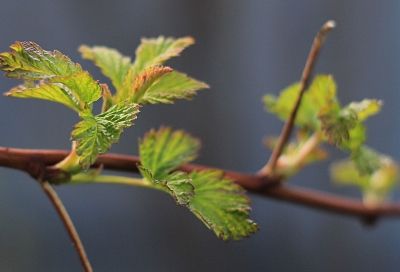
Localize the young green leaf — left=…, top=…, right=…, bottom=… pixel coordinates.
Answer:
left=319, top=99, right=382, bottom=148
left=140, top=164, right=258, bottom=240
left=139, top=166, right=195, bottom=206
left=114, top=36, right=199, bottom=103
left=139, top=127, right=200, bottom=179
left=188, top=170, right=258, bottom=240
left=339, top=123, right=366, bottom=151
left=264, top=75, right=338, bottom=130
left=131, top=36, right=194, bottom=75
left=138, top=70, right=209, bottom=104
left=72, top=102, right=139, bottom=168
left=330, top=159, right=369, bottom=189
left=138, top=127, right=258, bottom=240
left=318, top=98, right=382, bottom=175
left=79, top=45, right=132, bottom=92
left=319, top=107, right=358, bottom=146
left=120, top=67, right=208, bottom=104
left=81, top=37, right=208, bottom=105
left=129, top=65, right=173, bottom=103
left=351, top=146, right=381, bottom=176
left=346, top=99, right=382, bottom=122
left=165, top=171, right=195, bottom=205
left=331, top=149, right=398, bottom=206
left=5, top=83, right=82, bottom=112
left=264, top=83, right=305, bottom=124
left=1, top=41, right=102, bottom=113
left=0, top=41, right=80, bottom=80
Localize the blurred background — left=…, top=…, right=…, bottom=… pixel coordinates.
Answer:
left=1, top=0, right=400, bottom=271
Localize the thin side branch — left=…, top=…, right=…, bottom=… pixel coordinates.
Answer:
left=1, top=146, right=400, bottom=222
left=260, top=20, right=336, bottom=176
left=40, top=180, right=93, bottom=272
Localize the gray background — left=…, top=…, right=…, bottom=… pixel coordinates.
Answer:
left=1, top=0, right=400, bottom=271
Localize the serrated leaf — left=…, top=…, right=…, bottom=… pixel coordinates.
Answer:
left=53, top=71, right=102, bottom=105
left=139, top=165, right=194, bottom=205
left=139, top=127, right=200, bottom=179
left=131, top=36, right=194, bottom=75
left=139, top=71, right=208, bottom=104
left=139, top=164, right=257, bottom=240
left=79, top=45, right=132, bottom=92
left=1, top=41, right=102, bottom=112
left=137, top=128, right=257, bottom=240
left=137, top=164, right=155, bottom=183
left=72, top=102, right=139, bottom=167
left=188, top=170, right=258, bottom=240
left=5, top=82, right=82, bottom=112
left=5, top=71, right=101, bottom=113
left=108, top=36, right=207, bottom=104
left=129, top=65, right=173, bottom=103
left=165, top=171, right=195, bottom=205
left=0, top=41, right=80, bottom=80
left=264, top=75, right=338, bottom=130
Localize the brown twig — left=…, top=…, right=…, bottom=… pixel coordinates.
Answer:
left=1, top=146, right=400, bottom=222
left=40, top=180, right=93, bottom=272
left=260, top=20, right=336, bottom=176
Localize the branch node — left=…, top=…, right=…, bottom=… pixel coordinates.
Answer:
left=259, top=20, right=336, bottom=177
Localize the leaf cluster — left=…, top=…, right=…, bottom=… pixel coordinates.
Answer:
left=0, top=37, right=208, bottom=169
left=0, top=38, right=256, bottom=240
left=264, top=75, right=398, bottom=204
